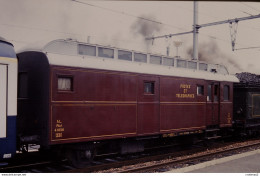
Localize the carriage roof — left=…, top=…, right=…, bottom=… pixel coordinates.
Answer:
left=37, top=39, right=239, bottom=82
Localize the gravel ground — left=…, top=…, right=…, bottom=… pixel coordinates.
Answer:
left=95, top=138, right=260, bottom=173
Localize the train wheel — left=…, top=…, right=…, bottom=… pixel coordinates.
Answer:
left=66, top=149, right=95, bottom=168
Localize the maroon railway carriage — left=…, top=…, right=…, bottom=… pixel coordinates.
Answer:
left=17, top=39, right=239, bottom=163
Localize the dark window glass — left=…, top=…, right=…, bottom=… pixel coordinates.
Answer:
left=177, top=59, right=187, bottom=68
left=197, top=85, right=204, bottom=95
left=118, top=50, right=132, bottom=61
left=199, top=63, right=208, bottom=71
left=58, top=77, right=73, bottom=91
left=150, top=55, right=162, bottom=65
left=188, top=61, right=197, bottom=69
left=78, top=44, right=96, bottom=56
left=214, top=85, right=219, bottom=102
left=134, top=53, right=147, bottom=63
left=224, top=85, right=230, bottom=101
left=163, top=57, right=174, bottom=66
left=98, top=47, right=114, bottom=58
left=144, top=82, right=154, bottom=94
left=18, top=72, right=28, bottom=98
left=253, top=94, right=260, bottom=116
left=207, top=85, right=212, bottom=101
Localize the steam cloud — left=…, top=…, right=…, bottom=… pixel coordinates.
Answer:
left=130, top=14, right=163, bottom=52
left=130, top=14, right=162, bottom=38
left=187, top=40, right=241, bottom=73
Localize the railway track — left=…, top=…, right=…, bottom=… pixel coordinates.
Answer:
left=65, top=138, right=260, bottom=173
left=117, top=139, right=260, bottom=173
left=2, top=138, right=260, bottom=173
left=0, top=159, right=75, bottom=173
left=0, top=143, right=204, bottom=173
left=0, top=151, right=73, bottom=173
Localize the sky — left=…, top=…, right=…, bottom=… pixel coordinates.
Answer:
left=0, top=0, right=260, bottom=74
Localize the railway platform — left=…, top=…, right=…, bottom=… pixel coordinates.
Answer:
left=167, top=149, right=260, bottom=173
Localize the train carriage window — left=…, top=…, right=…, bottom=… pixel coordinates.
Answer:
left=188, top=61, right=197, bottom=69
left=253, top=94, right=260, bottom=116
left=150, top=55, right=162, bottom=65
left=78, top=44, right=96, bottom=56
left=118, top=50, right=132, bottom=61
left=162, top=57, right=174, bottom=66
left=214, top=85, right=219, bottom=102
left=18, top=72, right=28, bottom=98
left=224, top=85, right=230, bottom=101
left=197, top=85, right=204, bottom=96
left=134, top=53, right=147, bottom=63
left=144, top=82, right=154, bottom=94
left=58, top=77, right=73, bottom=91
left=98, top=47, right=114, bottom=58
left=177, top=59, right=187, bottom=68
left=207, top=85, right=212, bottom=101
left=199, top=63, right=208, bottom=71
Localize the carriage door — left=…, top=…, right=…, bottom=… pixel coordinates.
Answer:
left=0, top=64, right=7, bottom=138
left=206, top=82, right=220, bottom=127
left=219, top=83, right=233, bottom=127
left=137, top=76, right=160, bottom=135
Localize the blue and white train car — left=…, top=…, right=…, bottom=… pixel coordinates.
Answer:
left=0, top=37, right=17, bottom=160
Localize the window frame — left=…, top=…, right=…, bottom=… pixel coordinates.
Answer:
left=118, top=49, right=132, bottom=61
left=78, top=44, right=96, bottom=56
left=162, top=57, right=174, bottom=66
left=150, top=55, right=162, bottom=65
left=214, top=84, right=219, bottom=102
left=197, top=85, right=204, bottom=96
left=57, top=75, right=74, bottom=92
left=177, top=59, right=187, bottom=68
left=223, top=85, right=230, bottom=101
left=98, top=47, right=114, bottom=59
left=207, top=84, right=212, bottom=101
left=188, top=61, right=197, bottom=70
left=134, top=52, right=147, bottom=63
left=143, top=81, right=155, bottom=95
left=199, top=63, right=208, bottom=71
left=252, top=94, right=260, bottom=117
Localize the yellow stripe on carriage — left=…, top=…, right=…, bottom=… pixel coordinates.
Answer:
left=0, top=56, right=17, bottom=63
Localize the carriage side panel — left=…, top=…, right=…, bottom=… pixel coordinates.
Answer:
left=50, top=66, right=138, bottom=144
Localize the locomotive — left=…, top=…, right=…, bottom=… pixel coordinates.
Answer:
left=233, top=73, right=260, bottom=136
left=2, top=37, right=258, bottom=167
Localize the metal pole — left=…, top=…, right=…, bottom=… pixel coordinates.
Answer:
left=193, top=1, right=198, bottom=60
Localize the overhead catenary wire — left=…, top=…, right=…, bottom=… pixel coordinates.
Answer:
left=16, top=1, right=260, bottom=48
left=147, top=12, right=260, bottom=51
left=188, top=2, right=260, bottom=33
left=1, top=1, right=259, bottom=53
left=152, top=2, right=260, bottom=49
left=0, top=23, right=81, bottom=37
left=239, top=2, right=260, bottom=13
left=71, top=0, right=187, bottom=31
